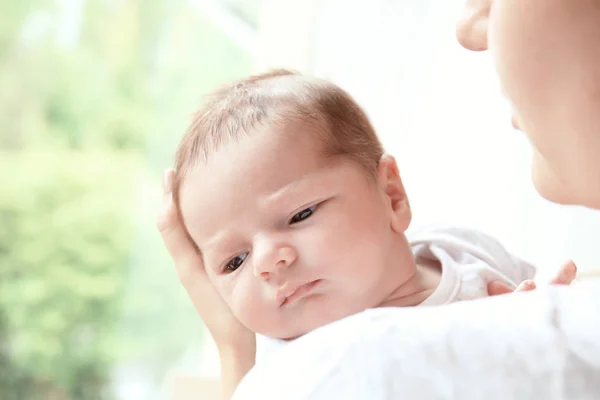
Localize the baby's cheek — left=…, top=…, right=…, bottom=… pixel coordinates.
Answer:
left=314, top=210, right=384, bottom=264
left=230, top=277, right=272, bottom=330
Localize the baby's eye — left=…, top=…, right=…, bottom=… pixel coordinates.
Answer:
left=225, top=252, right=248, bottom=272
left=289, top=205, right=317, bottom=224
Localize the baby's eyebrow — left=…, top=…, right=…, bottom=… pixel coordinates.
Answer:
left=198, top=230, right=232, bottom=266
left=260, top=172, right=324, bottom=209
left=266, top=177, right=309, bottom=202
left=200, top=230, right=227, bottom=252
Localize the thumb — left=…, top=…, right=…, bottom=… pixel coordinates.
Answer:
left=550, top=260, right=577, bottom=285
left=157, top=168, right=205, bottom=285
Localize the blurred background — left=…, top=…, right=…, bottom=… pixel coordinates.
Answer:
left=1, top=0, right=599, bottom=399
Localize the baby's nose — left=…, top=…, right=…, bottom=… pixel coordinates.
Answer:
left=254, top=243, right=298, bottom=280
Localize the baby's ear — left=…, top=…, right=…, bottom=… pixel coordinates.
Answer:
left=377, top=154, right=411, bottom=233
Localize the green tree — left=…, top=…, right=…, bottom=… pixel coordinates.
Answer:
left=0, top=152, right=139, bottom=397
left=0, top=0, right=252, bottom=397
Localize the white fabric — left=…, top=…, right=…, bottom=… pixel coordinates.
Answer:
left=235, top=227, right=600, bottom=399
left=256, top=226, right=537, bottom=359
left=410, top=225, right=536, bottom=305
left=236, top=284, right=600, bottom=400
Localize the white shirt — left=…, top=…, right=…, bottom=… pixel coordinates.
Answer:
left=410, top=225, right=536, bottom=305
left=236, top=286, right=600, bottom=400
left=235, top=227, right=600, bottom=399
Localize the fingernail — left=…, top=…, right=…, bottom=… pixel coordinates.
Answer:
left=566, top=260, right=577, bottom=274
left=525, top=280, right=536, bottom=290
left=161, top=191, right=173, bottom=214
left=162, top=169, right=173, bottom=194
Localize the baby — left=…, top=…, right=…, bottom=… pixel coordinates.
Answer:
left=171, top=70, right=572, bottom=340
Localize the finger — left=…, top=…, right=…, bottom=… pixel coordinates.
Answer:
left=162, top=167, right=174, bottom=195
left=157, top=168, right=205, bottom=285
left=550, top=260, right=577, bottom=285
left=487, top=280, right=515, bottom=296
left=514, top=279, right=536, bottom=292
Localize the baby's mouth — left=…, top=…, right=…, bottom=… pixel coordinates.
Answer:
left=279, top=280, right=322, bottom=307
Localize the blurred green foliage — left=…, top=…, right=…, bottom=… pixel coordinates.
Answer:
left=0, top=152, right=139, bottom=400
left=0, top=0, right=251, bottom=398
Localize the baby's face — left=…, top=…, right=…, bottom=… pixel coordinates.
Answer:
left=179, top=125, right=413, bottom=339
left=457, top=0, right=600, bottom=207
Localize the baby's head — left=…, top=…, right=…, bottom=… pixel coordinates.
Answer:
left=173, top=70, right=416, bottom=339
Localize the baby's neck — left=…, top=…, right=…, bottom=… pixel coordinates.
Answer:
left=378, top=260, right=442, bottom=308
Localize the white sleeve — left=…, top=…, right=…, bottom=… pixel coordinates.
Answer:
left=408, top=224, right=537, bottom=288
left=233, top=284, right=600, bottom=400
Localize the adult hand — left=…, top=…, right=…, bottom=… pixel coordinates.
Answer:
left=157, top=168, right=255, bottom=399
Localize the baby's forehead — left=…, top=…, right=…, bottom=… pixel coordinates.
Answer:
left=202, top=118, right=333, bottom=169
left=179, top=126, right=334, bottom=212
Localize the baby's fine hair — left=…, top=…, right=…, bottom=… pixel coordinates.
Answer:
left=172, top=69, right=384, bottom=208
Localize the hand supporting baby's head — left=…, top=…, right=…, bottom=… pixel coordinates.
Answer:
left=171, top=70, right=418, bottom=339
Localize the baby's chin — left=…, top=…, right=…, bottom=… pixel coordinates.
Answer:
left=257, top=316, right=342, bottom=341
left=253, top=323, right=318, bottom=341
left=254, top=303, right=369, bottom=340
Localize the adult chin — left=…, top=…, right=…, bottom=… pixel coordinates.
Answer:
left=530, top=152, right=575, bottom=206
left=531, top=153, right=600, bottom=210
